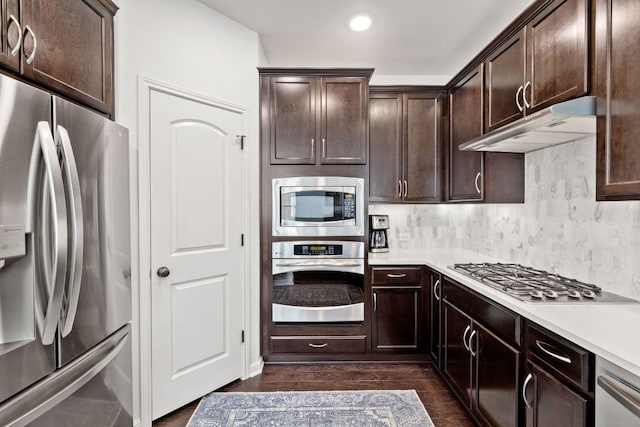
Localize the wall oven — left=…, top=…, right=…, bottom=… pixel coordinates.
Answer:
left=272, top=176, right=365, bottom=237
left=272, top=241, right=365, bottom=323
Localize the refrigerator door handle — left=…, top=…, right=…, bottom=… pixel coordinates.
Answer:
left=0, top=326, right=129, bottom=427
left=56, top=125, right=84, bottom=337
left=26, top=121, right=68, bottom=346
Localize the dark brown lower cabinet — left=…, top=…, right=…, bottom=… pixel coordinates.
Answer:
left=443, top=301, right=473, bottom=407
left=524, top=361, right=588, bottom=427
left=428, top=269, right=442, bottom=368
left=443, top=284, right=520, bottom=426
left=371, top=286, right=423, bottom=352
left=473, top=322, right=520, bottom=427
left=370, top=266, right=426, bottom=353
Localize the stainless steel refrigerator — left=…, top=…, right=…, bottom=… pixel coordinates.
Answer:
left=0, top=74, right=132, bottom=426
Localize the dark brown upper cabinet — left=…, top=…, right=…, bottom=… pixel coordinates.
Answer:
left=369, top=88, right=443, bottom=203
left=448, top=66, right=485, bottom=202
left=263, top=69, right=371, bottom=165
left=526, top=0, right=589, bottom=111
left=485, top=0, right=589, bottom=132
left=0, top=0, right=20, bottom=72
left=320, top=77, right=368, bottom=164
left=269, top=76, right=317, bottom=164
left=0, top=0, right=116, bottom=116
left=485, top=29, right=526, bottom=133
left=18, top=0, right=117, bottom=116
left=449, top=65, right=525, bottom=203
left=595, top=0, right=640, bottom=200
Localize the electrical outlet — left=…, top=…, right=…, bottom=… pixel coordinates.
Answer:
left=398, top=232, right=411, bottom=241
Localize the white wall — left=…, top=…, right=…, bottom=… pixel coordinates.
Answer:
left=114, top=0, right=262, bottom=424
left=370, top=74, right=452, bottom=86
left=370, top=135, right=640, bottom=300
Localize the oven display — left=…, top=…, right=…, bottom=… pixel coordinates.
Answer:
left=293, top=244, right=343, bottom=256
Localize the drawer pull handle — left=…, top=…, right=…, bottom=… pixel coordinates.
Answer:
left=536, top=340, right=572, bottom=364
left=387, top=273, right=407, bottom=278
left=522, top=373, right=534, bottom=409
left=308, top=343, right=328, bottom=348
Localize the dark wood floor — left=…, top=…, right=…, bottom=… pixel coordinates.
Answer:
left=153, top=362, right=477, bottom=427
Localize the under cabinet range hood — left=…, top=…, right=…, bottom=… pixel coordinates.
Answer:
left=459, top=96, right=596, bottom=153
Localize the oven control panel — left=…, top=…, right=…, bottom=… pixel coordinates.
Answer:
left=294, top=244, right=343, bottom=256
left=272, top=241, right=364, bottom=259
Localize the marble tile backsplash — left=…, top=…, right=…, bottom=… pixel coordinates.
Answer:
left=369, top=135, right=640, bottom=300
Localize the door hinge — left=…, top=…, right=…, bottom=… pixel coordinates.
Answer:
left=237, top=135, right=246, bottom=150
left=241, top=330, right=245, bottom=343
left=241, top=234, right=244, bottom=246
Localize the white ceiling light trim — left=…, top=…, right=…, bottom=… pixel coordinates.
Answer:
left=349, top=15, right=372, bottom=32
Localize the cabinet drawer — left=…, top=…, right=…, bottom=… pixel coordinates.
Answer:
left=443, top=277, right=522, bottom=346
left=371, top=267, right=422, bottom=284
left=271, top=336, right=367, bottom=353
left=525, top=323, right=592, bottom=393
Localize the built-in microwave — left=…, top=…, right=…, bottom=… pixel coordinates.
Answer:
left=272, top=176, right=365, bottom=236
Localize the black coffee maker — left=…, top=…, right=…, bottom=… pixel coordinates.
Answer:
left=369, top=215, right=389, bottom=253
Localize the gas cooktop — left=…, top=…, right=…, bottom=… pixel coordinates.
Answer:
left=450, top=263, right=636, bottom=303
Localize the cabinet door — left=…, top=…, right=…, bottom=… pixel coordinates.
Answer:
left=524, top=361, right=588, bottom=427
left=485, top=29, right=526, bottom=132
left=526, top=0, right=589, bottom=112
left=320, top=77, right=368, bottom=164
left=448, top=66, right=484, bottom=201
left=595, top=0, right=640, bottom=200
left=0, top=0, right=20, bottom=71
left=443, top=301, right=472, bottom=407
left=473, top=323, right=521, bottom=427
left=21, top=0, right=116, bottom=115
left=269, top=76, right=317, bottom=164
left=429, top=270, right=442, bottom=367
left=403, top=93, right=442, bottom=203
left=369, top=92, right=402, bottom=202
left=372, top=286, right=422, bottom=352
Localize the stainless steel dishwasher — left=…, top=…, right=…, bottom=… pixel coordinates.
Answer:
left=596, top=356, right=640, bottom=426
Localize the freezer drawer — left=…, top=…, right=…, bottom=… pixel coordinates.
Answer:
left=0, top=325, right=132, bottom=427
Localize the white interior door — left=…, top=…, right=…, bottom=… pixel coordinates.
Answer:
left=149, top=89, right=245, bottom=419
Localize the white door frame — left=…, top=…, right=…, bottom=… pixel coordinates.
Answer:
left=136, top=76, right=251, bottom=426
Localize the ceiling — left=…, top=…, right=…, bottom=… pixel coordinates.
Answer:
left=199, top=0, right=535, bottom=83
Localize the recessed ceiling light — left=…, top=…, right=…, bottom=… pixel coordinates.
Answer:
left=349, top=15, right=371, bottom=32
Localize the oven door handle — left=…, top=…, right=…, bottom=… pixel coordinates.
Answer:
left=276, top=261, right=362, bottom=267
left=273, top=260, right=363, bottom=275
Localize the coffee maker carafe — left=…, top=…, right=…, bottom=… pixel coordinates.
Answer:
left=369, top=215, right=389, bottom=253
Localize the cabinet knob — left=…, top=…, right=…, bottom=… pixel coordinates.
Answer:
left=157, top=267, right=170, bottom=278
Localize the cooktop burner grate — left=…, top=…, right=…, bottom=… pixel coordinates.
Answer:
left=450, top=263, right=635, bottom=303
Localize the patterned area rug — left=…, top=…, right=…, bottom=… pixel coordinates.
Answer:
left=187, top=390, right=433, bottom=426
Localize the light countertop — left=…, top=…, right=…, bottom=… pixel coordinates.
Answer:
left=369, top=248, right=640, bottom=377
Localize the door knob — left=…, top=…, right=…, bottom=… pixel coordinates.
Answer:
left=157, top=267, right=170, bottom=278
